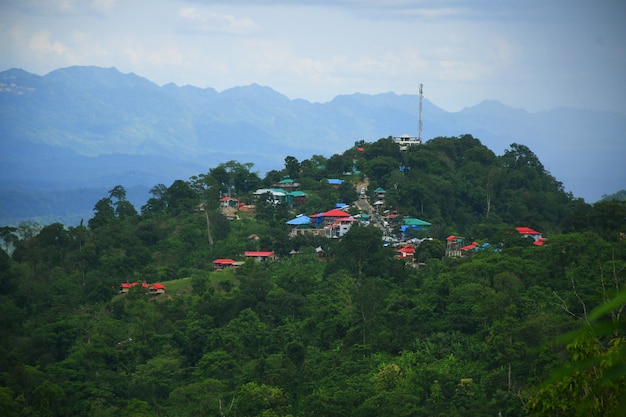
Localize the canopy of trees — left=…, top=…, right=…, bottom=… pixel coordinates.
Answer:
left=1, top=135, right=624, bottom=416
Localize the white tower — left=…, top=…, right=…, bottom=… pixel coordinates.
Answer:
left=418, top=83, right=423, bottom=143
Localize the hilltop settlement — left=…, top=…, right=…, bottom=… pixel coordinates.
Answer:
left=1, top=135, right=625, bottom=417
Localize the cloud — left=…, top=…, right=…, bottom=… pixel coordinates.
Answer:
left=7, top=0, right=117, bottom=17
left=28, top=31, right=69, bottom=56
left=178, top=7, right=257, bottom=35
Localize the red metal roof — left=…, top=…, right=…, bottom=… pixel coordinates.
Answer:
left=396, top=246, right=416, bottom=254
left=321, top=209, right=351, bottom=217
left=220, top=197, right=239, bottom=201
left=244, top=251, right=275, bottom=257
left=213, top=259, right=236, bottom=264
left=460, top=244, right=477, bottom=251
left=516, top=227, right=540, bottom=235
left=151, top=283, right=166, bottom=290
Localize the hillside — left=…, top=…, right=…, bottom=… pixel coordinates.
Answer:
left=1, top=66, right=625, bottom=226
left=1, top=134, right=624, bottom=416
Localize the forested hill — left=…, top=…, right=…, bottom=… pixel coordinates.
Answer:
left=1, top=135, right=625, bottom=416
left=1, top=65, right=625, bottom=216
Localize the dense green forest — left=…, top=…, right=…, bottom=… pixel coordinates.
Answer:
left=1, top=135, right=625, bottom=416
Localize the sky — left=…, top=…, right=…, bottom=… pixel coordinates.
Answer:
left=0, top=0, right=625, bottom=114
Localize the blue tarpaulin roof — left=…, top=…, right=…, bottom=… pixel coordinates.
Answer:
left=286, top=215, right=311, bottom=225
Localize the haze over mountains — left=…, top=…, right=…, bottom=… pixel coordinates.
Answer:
left=1, top=66, right=625, bottom=225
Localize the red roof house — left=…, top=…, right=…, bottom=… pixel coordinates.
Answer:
left=149, top=283, right=166, bottom=295
left=516, top=227, right=543, bottom=243
left=244, top=251, right=275, bottom=262
left=321, top=209, right=351, bottom=218
left=396, top=246, right=416, bottom=258
left=515, top=227, right=540, bottom=235
left=213, top=258, right=236, bottom=271
left=119, top=281, right=149, bottom=294
left=219, top=197, right=239, bottom=208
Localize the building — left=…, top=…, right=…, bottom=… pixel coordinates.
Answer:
left=326, top=179, right=343, bottom=188
left=274, top=176, right=300, bottom=190
left=213, top=258, right=237, bottom=271
left=118, top=281, right=148, bottom=294
left=515, top=227, right=543, bottom=242
left=401, top=217, right=431, bottom=236
left=313, top=208, right=352, bottom=227
left=393, top=134, right=421, bottom=151
left=244, top=251, right=276, bottom=262
left=324, top=216, right=358, bottom=238
left=445, top=235, right=464, bottom=257
left=396, top=245, right=416, bottom=259
left=219, top=197, right=239, bottom=209
left=253, top=188, right=287, bottom=204
left=286, top=191, right=307, bottom=207
left=149, top=283, right=166, bottom=295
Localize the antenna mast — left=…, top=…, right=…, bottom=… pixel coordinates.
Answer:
left=418, top=83, right=423, bottom=143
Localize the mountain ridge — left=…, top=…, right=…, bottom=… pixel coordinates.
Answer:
left=1, top=66, right=625, bottom=225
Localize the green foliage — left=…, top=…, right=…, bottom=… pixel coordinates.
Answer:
left=527, top=290, right=626, bottom=417
left=2, top=136, right=623, bottom=417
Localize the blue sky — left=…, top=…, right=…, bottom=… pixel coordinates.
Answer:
left=1, top=0, right=624, bottom=113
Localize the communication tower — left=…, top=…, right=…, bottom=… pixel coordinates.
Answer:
left=418, top=83, right=423, bottom=143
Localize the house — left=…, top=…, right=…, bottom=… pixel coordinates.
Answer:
left=396, top=245, right=416, bottom=259
left=393, top=134, right=421, bottom=151
left=119, top=282, right=133, bottom=294
left=213, top=258, right=237, bottom=271
left=316, top=208, right=352, bottom=227
left=286, top=215, right=327, bottom=237
left=286, top=191, right=307, bottom=207
left=374, top=187, right=386, bottom=201
left=286, top=215, right=313, bottom=236
left=446, top=235, right=464, bottom=257
left=253, top=188, right=287, bottom=204
left=221, top=206, right=239, bottom=220
left=118, top=281, right=148, bottom=294
left=401, top=217, right=431, bottom=236
left=244, top=251, right=276, bottom=262
left=274, top=176, right=300, bottom=190
left=326, top=179, right=343, bottom=188
left=460, top=242, right=478, bottom=256
left=149, top=283, right=166, bottom=295
left=515, top=227, right=543, bottom=242
left=324, top=216, right=358, bottom=238
left=219, top=197, right=239, bottom=209
left=286, top=214, right=311, bottom=226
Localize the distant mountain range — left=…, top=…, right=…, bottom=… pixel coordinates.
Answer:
left=1, top=66, right=625, bottom=225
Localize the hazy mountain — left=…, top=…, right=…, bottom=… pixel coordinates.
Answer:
left=1, top=66, right=624, bottom=225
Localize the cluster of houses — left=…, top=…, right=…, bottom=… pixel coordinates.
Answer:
left=118, top=282, right=166, bottom=295
left=213, top=251, right=276, bottom=271
left=445, top=227, right=545, bottom=258
left=212, top=175, right=546, bottom=269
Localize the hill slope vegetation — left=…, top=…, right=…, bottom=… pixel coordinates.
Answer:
left=1, top=136, right=625, bottom=417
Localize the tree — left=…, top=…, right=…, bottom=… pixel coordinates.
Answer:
left=89, top=198, right=115, bottom=229
left=327, top=225, right=384, bottom=278
left=284, top=155, right=300, bottom=179
left=233, top=382, right=290, bottom=417
left=141, top=184, right=168, bottom=216
left=165, top=180, right=198, bottom=216
left=0, top=226, right=18, bottom=254
left=210, top=160, right=261, bottom=196
left=415, top=239, right=445, bottom=262
left=527, top=291, right=626, bottom=417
